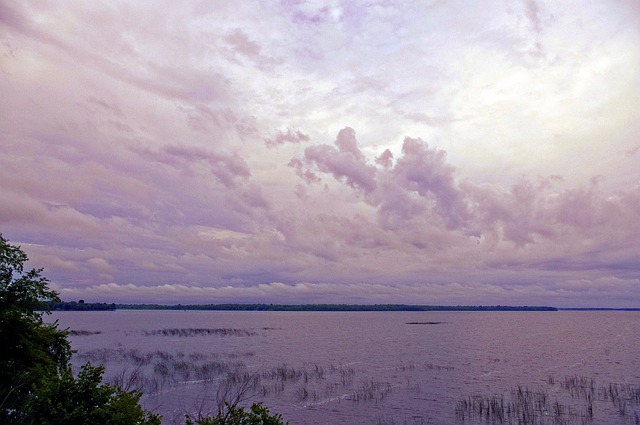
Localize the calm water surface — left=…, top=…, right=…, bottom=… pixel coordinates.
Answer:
left=48, top=310, right=640, bottom=424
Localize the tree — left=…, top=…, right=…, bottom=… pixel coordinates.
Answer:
left=0, top=234, right=160, bottom=424
left=25, top=363, right=160, bottom=425
left=0, top=234, right=72, bottom=421
left=185, top=402, right=288, bottom=425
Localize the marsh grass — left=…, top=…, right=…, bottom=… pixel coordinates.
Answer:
left=142, top=328, right=257, bottom=337
left=397, top=362, right=454, bottom=372
left=455, top=375, right=640, bottom=425
left=77, top=348, right=247, bottom=396
left=349, top=380, right=393, bottom=403
left=75, top=344, right=399, bottom=416
left=68, top=329, right=102, bottom=336
left=84, top=344, right=640, bottom=425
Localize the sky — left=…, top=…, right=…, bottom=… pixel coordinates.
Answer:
left=1, top=1, right=639, bottom=307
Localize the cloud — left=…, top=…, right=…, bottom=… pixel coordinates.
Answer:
left=55, top=277, right=640, bottom=308
left=1, top=0, right=639, bottom=307
left=525, top=0, right=543, bottom=34
left=0, top=2, right=29, bottom=32
left=297, top=129, right=469, bottom=229
left=391, top=137, right=469, bottom=228
left=626, top=145, right=640, bottom=158
left=225, top=29, right=262, bottom=58
left=265, top=128, right=310, bottom=148
left=375, top=149, right=393, bottom=168
left=302, top=127, right=378, bottom=192
left=139, top=145, right=251, bottom=188
left=287, top=158, right=321, bottom=184
left=87, top=257, right=112, bottom=270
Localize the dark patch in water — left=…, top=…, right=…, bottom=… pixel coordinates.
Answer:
left=69, top=329, right=102, bottom=336
left=143, top=328, right=257, bottom=337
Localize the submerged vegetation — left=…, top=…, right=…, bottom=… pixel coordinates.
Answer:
left=68, top=329, right=103, bottom=336
left=73, top=337, right=640, bottom=425
left=455, top=375, right=640, bottom=424
left=142, top=328, right=258, bottom=337
left=77, top=343, right=398, bottom=411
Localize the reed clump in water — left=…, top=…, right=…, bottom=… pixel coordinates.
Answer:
left=142, top=328, right=257, bottom=337
left=68, top=329, right=102, bottom=336
left=455, top=387, right=579, bottom=425
left=349, top=380, right=393, bottom=403
left=455, top=375, right=640, bottom=425
left=76, top=345, right=397, bottom=413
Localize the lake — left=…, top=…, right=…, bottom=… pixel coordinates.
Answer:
left=48, top=310, right=640, bottom=424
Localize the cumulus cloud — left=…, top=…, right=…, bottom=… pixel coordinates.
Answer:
left=290, top=126, right=640, bottom=275
left=392, top=137, right=469, bottom=228
left=302, top=128, right=378, bottom=192
left=296, top=129, right=469, bottom=229
left=375, top=149, right=394, bottom=168
left=287, top=158, right=321, bottom=184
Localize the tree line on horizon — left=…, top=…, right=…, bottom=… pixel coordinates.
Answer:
left=40, top=301, right=559, bottom=312
left=44, top=301, right=640, bottom=312
left=40, top=300, right=117, bottom=311
left=113, top=303, right=558, bottom=312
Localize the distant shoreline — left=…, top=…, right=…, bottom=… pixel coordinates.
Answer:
left=43, top=302, right=640, bottom=312
left=45, top=302, right=557, bottom=312
left=557, top=307, right=640, bottom=311
left=117, top=304, right=560, bottom=312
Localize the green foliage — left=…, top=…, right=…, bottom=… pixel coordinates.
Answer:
left=25, top=363, right=161, bottom=425
left=0, top=234, right=161, bottom=424
left=185, top=402, right=288, bottom=425
left=0, top=234, right=72, bottom=421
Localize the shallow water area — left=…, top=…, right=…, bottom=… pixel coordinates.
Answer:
left=48, top=310, right=640, bottom=425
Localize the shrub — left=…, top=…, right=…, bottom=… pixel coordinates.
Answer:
left=185, top=402, right=287, bottom=425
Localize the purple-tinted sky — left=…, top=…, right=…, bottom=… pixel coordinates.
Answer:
left=1, top=1, right=639, bottom=307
